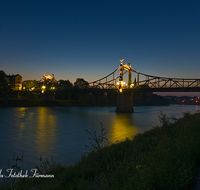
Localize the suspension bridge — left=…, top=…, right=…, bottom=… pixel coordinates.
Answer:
left=37, top=59, right=200, bottom=112
left=29, top=59, right=200, bottom=93
left=84, top=59, right=200, bottom=112
left=86, top=60, right=200, bottom=93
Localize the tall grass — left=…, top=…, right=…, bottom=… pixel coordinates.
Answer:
left=1, top=112, right=200, bottom=189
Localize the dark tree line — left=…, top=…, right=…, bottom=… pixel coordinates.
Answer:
left=57, top=78, right=89, bottom=90
left=0, top=71, right=11, bottom=99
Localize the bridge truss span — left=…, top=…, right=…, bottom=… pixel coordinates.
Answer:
left=131, top=69, right=200, bottom=92
left=83, top=60, right=200, bottom=93
left=88, top=67, right=124, bottom=90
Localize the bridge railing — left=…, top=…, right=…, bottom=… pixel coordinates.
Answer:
left=138, top=77, right=200, bottom=89
left=125, top=68, right=200, bottom=90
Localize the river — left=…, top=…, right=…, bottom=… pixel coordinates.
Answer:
left=0, top=104, right=199, bottom=176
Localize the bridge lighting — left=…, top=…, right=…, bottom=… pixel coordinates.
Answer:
left=118, top=81, right=124, bottom=93
left=118, top=81, right=124, bottom=88
left=41, top=85, right=46, bottom=93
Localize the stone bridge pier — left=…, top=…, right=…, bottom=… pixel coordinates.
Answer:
left=116, top=91, right=134, bottom=113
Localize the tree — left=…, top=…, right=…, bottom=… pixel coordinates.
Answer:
left=0, top=70, right=10, bottom=99
left=74, top=78, right=89, bottom=89
left=86, top=94, right=96, bottom=104
left=58, top=79, right=73, bottom=90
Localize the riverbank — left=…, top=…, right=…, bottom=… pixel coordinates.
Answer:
left=0, top=98, right=169, bottom=107
left=1, top=112, right=200, bottom=189
left=0, top=99, right=115, bottom=107
left=171, top=102, right=200, bottom=105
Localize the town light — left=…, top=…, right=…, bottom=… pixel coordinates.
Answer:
left=41, top=85, right=46, bottom=93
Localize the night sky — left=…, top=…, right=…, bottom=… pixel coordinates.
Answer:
left=1, top=0, right=200, bottom=96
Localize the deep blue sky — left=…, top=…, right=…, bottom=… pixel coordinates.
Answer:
left=1, top=0, right=200, bottom=95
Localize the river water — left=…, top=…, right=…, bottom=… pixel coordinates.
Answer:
left=0, top=105, right=199, bottom=175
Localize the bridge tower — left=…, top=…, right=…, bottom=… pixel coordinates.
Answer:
left=116, top=59, right=134, bottom=112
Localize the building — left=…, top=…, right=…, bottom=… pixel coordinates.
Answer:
left=22, top=80, right=41, bottom=91
left=5, top=73, right=22, bottom=90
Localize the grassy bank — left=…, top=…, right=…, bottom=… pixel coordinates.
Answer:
left=1, top=112, right=200, bottom=189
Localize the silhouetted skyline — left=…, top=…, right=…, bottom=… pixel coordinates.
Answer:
left=1, top=0, right=200, bottom=96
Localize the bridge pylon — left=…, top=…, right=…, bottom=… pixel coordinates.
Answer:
left=116, top=60, right=134, bottom=112
left=116, top=91, right=134, bottom=112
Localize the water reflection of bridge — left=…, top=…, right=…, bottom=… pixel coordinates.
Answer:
left=109, top=113, right=140, bottom=143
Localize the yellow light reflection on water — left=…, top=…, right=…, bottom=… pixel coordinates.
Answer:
left=16, top=107, right=28, bottom=118
left=13, top=107, right=27, bottom=130
left=13, top=107, right=57, bottom=158
left=35, top=107, right=57, bottom=154
left=20, top=122, right=25, bottom=129
left=13, top=108, right=28, bottom=141
left=108, top=113, right=141, bottom=144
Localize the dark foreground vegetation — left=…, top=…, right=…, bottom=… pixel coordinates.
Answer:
left=1, top=112, right=200, bottom=189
